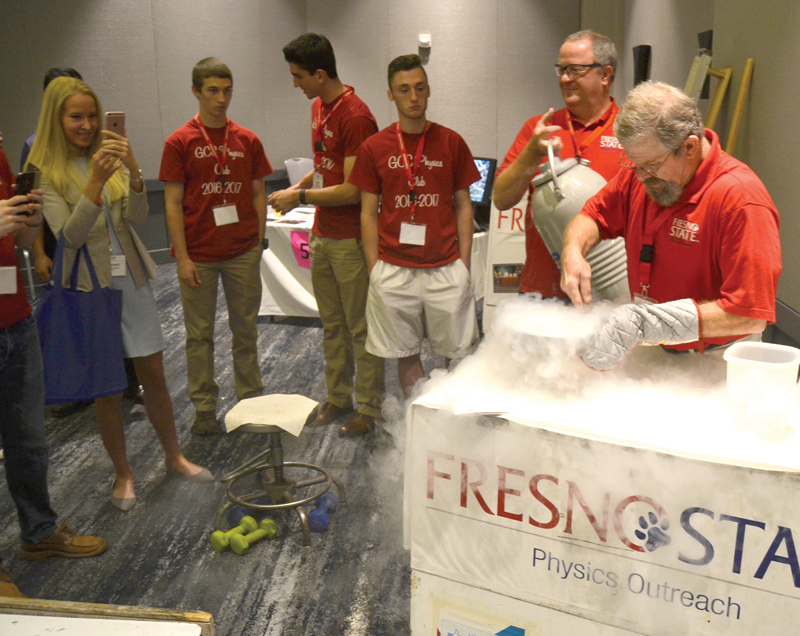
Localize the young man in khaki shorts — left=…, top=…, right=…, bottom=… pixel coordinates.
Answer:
left=349, top=54, right=481, bottom=396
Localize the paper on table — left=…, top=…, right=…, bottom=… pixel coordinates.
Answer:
left=224, top=394, right=318, bottom=437
left=267, top=205, right=315, bottom=221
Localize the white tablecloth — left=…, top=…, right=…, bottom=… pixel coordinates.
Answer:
left=259, top=207, right=317, bottom=317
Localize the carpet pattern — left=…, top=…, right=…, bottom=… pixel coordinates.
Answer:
left=0, top=263, right=439, bottom=635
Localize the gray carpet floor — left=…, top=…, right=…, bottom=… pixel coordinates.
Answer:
left=0, top=263, right=447, bottom=635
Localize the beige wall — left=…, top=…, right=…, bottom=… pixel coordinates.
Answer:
left=0, top=0, right=305, bottom=176
left=307, top=0, right=581, bottom=160
left=0, top=0, right=579, bottom=177
left=712, top=0, right=800, bottom=326
left=3, top=0, right=796, bottom=330
left=582, top=0, right=715, bottom=101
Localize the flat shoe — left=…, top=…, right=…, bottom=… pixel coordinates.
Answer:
left=111, top=479, right=136, bottom=512
left=168, top=465, right=215, bottom=483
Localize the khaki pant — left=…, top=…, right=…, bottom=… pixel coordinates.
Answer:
left=179, top=245, right=264, bottom=412
left=310, top=234, right=384, bottom=418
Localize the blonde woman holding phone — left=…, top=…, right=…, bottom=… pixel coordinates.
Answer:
left=28, top=77, right=212, bottom=513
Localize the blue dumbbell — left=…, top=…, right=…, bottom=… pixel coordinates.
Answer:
left=308, top=492, right=339, bottom=533
left=227, top=505, right=250, bottom=527
left=250, top=495, right=272, bottom=517
left=226, top=495, right=272, bottom=526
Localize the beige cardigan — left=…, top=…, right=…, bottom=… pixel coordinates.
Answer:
left=43, top=174, right=157, bottom=292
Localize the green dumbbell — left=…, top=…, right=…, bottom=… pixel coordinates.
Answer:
left=210, top=516, right=259, bottom=553
left=229, top=518, right=279, bottom=556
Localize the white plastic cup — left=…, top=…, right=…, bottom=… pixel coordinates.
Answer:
left=723, top=341, right=800, bottom=439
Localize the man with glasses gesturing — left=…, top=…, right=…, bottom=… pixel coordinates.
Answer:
left=560, top=82, right=781, bottom=371
left=493, top=30, right=623, bottom=299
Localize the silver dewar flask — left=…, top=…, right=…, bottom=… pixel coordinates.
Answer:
left=531, top=144, right=630, bottom=302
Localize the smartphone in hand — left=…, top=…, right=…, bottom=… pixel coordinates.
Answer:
left=104, top=111, right=125, bottom=135
left=13, top=170, right=41, bottom=215
left=15, top=170, right=41, bottom=196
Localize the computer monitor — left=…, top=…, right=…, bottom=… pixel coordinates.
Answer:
left=469, top=157, right=497, bottom=229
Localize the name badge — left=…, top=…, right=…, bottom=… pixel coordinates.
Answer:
left=0, top=266, right=17, bottom=294
left=213, top=204, right=239, bottom=226
left=399, top=222, right=426, bottom=246
left=312, top=172, right=324, bottom=189
left=314, top=141, right=325, bottom=152
left=111, top=255, right=127, bottom=277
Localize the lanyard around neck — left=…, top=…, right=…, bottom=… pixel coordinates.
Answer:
left=314, top=89, right=352, bottom=159
left=637, top=205, right=675, bottom=299
left=566, top=111, right=614, bottom=160
left=195, top=115, right=230, bottom=184
left=395, top=122, right=429, bottom=221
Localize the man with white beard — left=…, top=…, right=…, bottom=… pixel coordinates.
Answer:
left=560, top=81, right=781, bottom=371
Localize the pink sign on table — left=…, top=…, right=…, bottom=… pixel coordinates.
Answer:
left=290, top=230, right=311, bottom=269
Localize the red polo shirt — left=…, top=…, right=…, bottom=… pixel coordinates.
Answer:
left=582, top=129, right=781, bottom=350
left=497, top=100, right=622, bottom=297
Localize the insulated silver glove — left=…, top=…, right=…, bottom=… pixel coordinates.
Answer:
left=578, top=298, right=700, bottom=370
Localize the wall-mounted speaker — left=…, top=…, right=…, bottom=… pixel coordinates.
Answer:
left=632, top=45, right=651, bottom=86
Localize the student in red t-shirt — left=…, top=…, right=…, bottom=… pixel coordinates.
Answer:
left=160, top=58, right=273, bottom=435
left=349, top=54, right=480, bottom=397
left=270, top=34, right=384, bottom=437
left=561, top=82, right=781, bottom=371
left=494, top=30, right=623, bottom=299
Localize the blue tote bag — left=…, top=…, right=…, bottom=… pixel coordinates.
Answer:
left=34, top=235, right=127, bottom=403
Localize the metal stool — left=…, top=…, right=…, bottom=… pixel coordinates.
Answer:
left=214, top=394, right=346, bottom=547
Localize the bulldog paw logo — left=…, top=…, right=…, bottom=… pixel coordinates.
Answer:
left=635, top=511, right=671, bottom=552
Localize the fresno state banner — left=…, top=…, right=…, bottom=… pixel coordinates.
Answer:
left=483, top=192, right=528, bottom=332
left=405, top=404, right=800, bottom=635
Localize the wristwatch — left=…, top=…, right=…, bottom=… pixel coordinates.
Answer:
left=260, top=237, right=269, bottom=250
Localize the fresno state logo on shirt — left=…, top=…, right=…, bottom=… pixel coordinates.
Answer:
left=600, top=135, right=621, bottom=150
left=669, top=218, right=700, bottom=245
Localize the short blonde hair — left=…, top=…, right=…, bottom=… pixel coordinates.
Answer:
left=27, top=77, right=127, bottom=204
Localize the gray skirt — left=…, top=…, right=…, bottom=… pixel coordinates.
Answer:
left=105, top=208, right=165, bottom=358
left=114, top=271, right=165, bottom=358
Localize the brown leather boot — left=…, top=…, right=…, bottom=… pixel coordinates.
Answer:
left=338, top=412, right=376, bottom=437
left=305, top=402, right=353, bottom=428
